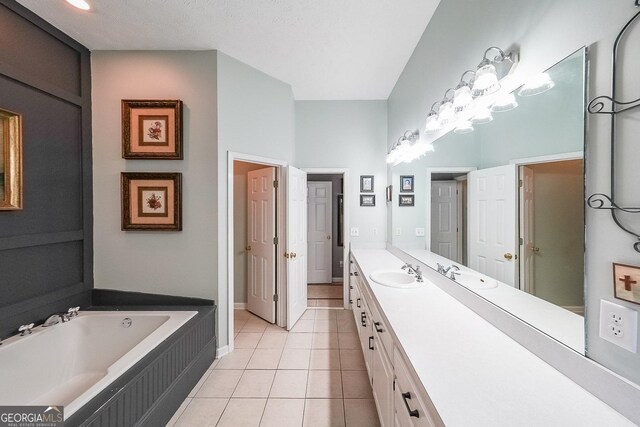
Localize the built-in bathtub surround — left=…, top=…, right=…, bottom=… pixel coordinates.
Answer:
left=0, top=311, right=196, bottom=418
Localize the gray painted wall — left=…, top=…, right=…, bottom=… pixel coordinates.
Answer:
left=308, top=173, right=344, bottom=279
left=217, top=52, right=296, bottom=347
left=387, top=0, right=640, bottom=386
left=92, top=51, right=218, bottom=301
left=295, top=101, right=388, bottom=248
left=0, top=1, right=92, bottom=339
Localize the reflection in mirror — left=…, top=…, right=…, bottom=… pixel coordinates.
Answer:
left=0, top=120, right=4, bottom=200
left=389, top=48, right=586, bottom=351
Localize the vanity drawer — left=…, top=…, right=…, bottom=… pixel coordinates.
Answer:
left=393, top=348, right=443, bottom=427
left=368, top=296, right=393, bottom=360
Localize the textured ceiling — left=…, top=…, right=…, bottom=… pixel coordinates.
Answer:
left=17, top=0, right=440, bottom=99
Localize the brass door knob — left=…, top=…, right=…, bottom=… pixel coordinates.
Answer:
left=504, top=253, right=513, bottom=260
left=291, top=252, right=297, bottom=258
left=327, top=235, right=331, bottom=240
left=246, top=245, right=252, bottom=251
left=284, top=252, right=290, bottom=258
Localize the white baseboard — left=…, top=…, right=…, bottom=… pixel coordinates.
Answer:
left=332, top=277, right=344, bottom=284
left=234, top=303, right=247, bottom=309
left=563, top=306, right=585, bottom=316
left=216, top=345, right=230, bottom=358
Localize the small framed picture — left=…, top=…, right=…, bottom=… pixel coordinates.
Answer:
left=0, top=107, right=23, bottom=210
left=386, top=185, right=393, bottom=203
left=360, top=175, right=374, bottom=193
left=613, top=263, right=640, bottom=305
left=121, top=172, right=182, bottom=231
left=400, top=175, right=414, bottom=193
left=122, top=100, right=183, bottom=159
left=360, top=194, right=376, bottom=207
left=399, top=194, right=415, bottom=207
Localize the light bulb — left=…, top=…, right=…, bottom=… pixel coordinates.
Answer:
left=425, top=114, right=441, bottom=134
left=472, top=63, right=500, bottom=97
left=471, top=106, right=493, bottom=124
left=453, top=85, right=474, bottom=113
left=65, top=0, right=91, bottom=10
left=454, top=119, right=474, bottom=134
left=438, top=100, right=455, bottom=126
left=518, top=72, right=555, bottom=97
left=491, top=92, right=518, bottom=112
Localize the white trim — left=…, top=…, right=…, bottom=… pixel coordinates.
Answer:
left=302, top=168, right=350, bottom=309
left=509, top=151, right=583, bottom=165
left=425, top=167, right=477, bottom=252
left=227, top=151, right=288, bottom=355
left=332, top=277, right=344, bottom=283
left=234, top=303, right=247, bottom=309
left=216, top=345, right=230, bottom=359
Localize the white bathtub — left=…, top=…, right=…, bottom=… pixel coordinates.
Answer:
left=0, top=310, right=197, bottom=418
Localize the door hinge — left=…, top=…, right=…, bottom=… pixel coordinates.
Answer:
left=393, top=379, right=396, bottom=391
left=273, top=180, right=279, bottom=188
left=273, top=294, right=278, bottom=302
left=273, top=236, right=278, bottom=245
left=519, top=237, right=524, bottom=245
left=519, top=179, right=523, bottom=187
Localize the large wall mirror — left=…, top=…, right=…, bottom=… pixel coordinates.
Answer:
left=388, top=47, right=587, bottom=353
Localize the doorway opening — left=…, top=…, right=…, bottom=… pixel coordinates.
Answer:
left=430, top=172, right=469, bottom=265
left=233, top=160, right=282, bottom=325
left=517, top=158, right=585, bottom=315
left=307, top=174, right=345, bottom=308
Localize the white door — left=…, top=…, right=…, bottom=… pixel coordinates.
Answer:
left=308, top=182, right=332, bottom=283
left=286, top=166, right=308, bottom=329
left=247, top=167, right=276, bottom=323
left=519, top=166, right=535, bottom=293
left=468, top=164, right=518, bottom=286
left=430, top=181, right=458, bottom=262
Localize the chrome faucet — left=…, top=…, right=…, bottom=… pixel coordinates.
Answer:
left=42, top=306, right=80, bottom=327
left=448, top=265, right=461, bottom=280
left=401, top=263, right=424, bottom=282
left=18, top=323, right=34, bottom=336
left=437, top=263, right=451, bottom=275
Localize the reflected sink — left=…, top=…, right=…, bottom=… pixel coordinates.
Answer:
left=369, top=270, right=423, bottom=288
left=456, top=270, right=499, bottom=290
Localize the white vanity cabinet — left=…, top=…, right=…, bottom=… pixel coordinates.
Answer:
left=350, top=256, right=441, bottom=427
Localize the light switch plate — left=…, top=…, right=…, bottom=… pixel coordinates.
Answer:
left=415, top=228, right=425, bottom=237
left=350, top=227, right=359, bottom=237
left=599, top=299, right=638, bottom=353
left=395, top=227, right=402, bottom=236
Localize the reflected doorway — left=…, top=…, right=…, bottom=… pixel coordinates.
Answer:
left=430, top=173, right=469, bottom=265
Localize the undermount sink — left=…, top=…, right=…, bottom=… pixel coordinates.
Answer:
left=369, top=270, right=423, bottom=289
left=456, top=270, right=499, bottom=290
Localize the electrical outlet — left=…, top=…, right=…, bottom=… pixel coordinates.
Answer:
left=350, top=227, right=359, bottom=237
left=415, top=228, right=425, bottom=237
left=372, top=227, right=378, bottom=236
left=599, top=300, right=638, bottom=353
left=395, top=227, right=401, bottom=236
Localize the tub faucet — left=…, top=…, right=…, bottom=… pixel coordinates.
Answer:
left=42, top=307, right=80, bottom=327
left=43, top=314, right=63, bottom=327
left=18, top=323, right=34, bottom=336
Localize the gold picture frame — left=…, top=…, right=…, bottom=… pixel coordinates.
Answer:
left=0, top=108, right=23, bottom=210
left=121, top=172, right=182, bottom=231
left=122, top=100, right=183, bottom=159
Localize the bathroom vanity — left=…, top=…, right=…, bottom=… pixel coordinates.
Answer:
left=349, top=249, right=635, bottom=426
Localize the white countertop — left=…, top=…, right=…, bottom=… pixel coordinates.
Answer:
left=351, top=248, right=635, bottom=427
left=402, top=248, right=585, bottom=353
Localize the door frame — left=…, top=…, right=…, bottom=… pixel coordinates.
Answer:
left=302, top=168, right=351, bottom=309
left=227, top=151, right=288, bottom=354
left=425, top=167, right=476, bottom=252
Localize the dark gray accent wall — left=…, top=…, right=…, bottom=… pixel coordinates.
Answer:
left=0, top=0, right=92, bottom=339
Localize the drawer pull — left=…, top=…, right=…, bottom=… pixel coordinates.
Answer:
left=374, top=322, right=383, bottom=333
left=356, top=298, right=361, bottom=308
left=354, top=271, right=359, bottom=276
left=360, top=311, right=366, bottom=327
left=349, top=299, right=353, bottom=304
left=369, top=336, right=374, bottom=350
left=350, top=285, right=353, bottom=289
left=401, top=392, right=420, bottom=418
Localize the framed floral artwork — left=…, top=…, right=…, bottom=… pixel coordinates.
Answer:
left=122, top=100, right=183, bottom=159
left=121, top=172, right=182, bottom=231
left=0, top=108, right=23, bottom=210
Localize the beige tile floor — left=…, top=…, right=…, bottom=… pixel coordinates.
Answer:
left=307, top=283, right=344, bottom=308
left=166, top=308, right=380, bottom=427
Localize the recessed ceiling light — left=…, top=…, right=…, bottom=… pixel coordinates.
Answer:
left=65, top=0, right=90, bottom=11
